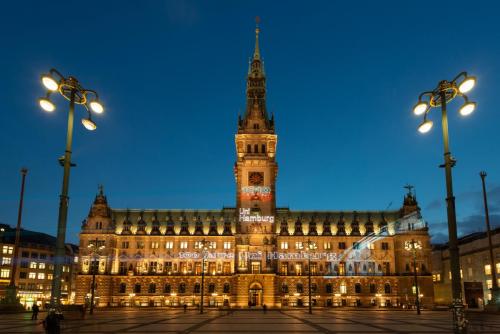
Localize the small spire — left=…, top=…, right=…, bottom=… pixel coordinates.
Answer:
left=98, top=184, right=104, bottom=196
left=253, top=16, right=261, bottom=60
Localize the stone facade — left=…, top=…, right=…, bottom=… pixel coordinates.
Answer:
left=432, top=227, right=500, bottom=308
left=75, top=26, right=434, bottom=309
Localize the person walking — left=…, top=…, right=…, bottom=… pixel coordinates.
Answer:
left=31, top=304, right=40, bottom=320
left=43, top=310, right=61, bottom=334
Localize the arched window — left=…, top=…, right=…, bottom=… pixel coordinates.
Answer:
left=163, top=284, right=171, bottom=293
left=384, top=283, right=391, bottom=294
left=194, top=283, right=201, bottom=293
left=325, top=283, right=333, bottom=293
left=208, top=283, right=216, bottom=293
left=179, top=283, right=186, bottom=293
left=254, top=144, right=259, bottom=153
left=281, top=283, right=289, bottom=293
left=355, top=283, right=362, bottom=293
left=223, top=283, right=231, bottom=293
left=148, top=283, right=156, bottom=293
left=134, top=283, right=141, bottom=293
left=119, top=283, right=126, bottom=293
left=247, top=144, right=251, bottom=153
left=296, top=283, right=304, bottom=293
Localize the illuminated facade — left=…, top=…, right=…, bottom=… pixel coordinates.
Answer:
left=75, top=27, right=434, bottom=309
left=0, top=224, right=78, bottom=309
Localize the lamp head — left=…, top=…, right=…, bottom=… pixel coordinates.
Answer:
left=82, top=117, right=97, bottom=131
left=418, top=119, right=433, bottom=134
left=413, top=101, right=428, bottom=116
left=458, top=76, right=476, bottom=94
left=41, top=74, right=59, bottom=91
left=459, top=101, right=476, bottom=116
left=39, top=97, right=55, bottom=112
left=89, top=100, right=104, bottom=114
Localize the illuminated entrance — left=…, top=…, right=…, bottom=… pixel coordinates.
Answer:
left=249, top=282, right=263, bottom=306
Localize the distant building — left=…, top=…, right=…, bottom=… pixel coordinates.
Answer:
left=75, top=25, right=434, bottom=309
left=432, top=227, right=500, bottom=308
left=0, top=223, right=79, bottom=309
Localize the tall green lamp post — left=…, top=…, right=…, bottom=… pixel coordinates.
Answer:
left=38, top=69, right=104, bottom=309
left=412, top=72, right=476, bottom=333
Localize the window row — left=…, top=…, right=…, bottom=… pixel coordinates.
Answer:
left=280, top=282, right=392, bottom=294
left=279, top=241, right=389, bottom=250
left=118, top=261, right=233, bottom=275
left=279, top=261, right=392, bottom=276
left=119, top=282, right=231, bottom=294
left=120, top=241, right=232, bottom=250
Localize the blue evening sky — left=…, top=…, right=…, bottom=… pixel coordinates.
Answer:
left=1, top=0, right=499, bottom=245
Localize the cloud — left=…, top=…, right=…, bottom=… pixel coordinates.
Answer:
left=429, top=213, right=500, bottom=244
left=425, top=199, right=442, bottom=211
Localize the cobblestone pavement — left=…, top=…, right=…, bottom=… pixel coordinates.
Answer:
left=0, top=309, right=499, bottom=333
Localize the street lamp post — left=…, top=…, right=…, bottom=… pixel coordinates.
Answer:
left=306, top=239, right=317, bottom=314
left=412, top=71, right=476, bottom=333
left=479, top=172, right=500, bottom=308
left=88, top=238, right=105, bottom=315
left=5, top=168, right=28, bottom=306
left=38, top=69, right=104, bottom=310
left=199, top=239, right=211, bottom=314
left=405, top=239, right=422, bottom=315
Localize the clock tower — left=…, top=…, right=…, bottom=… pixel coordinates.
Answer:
left=234, top=24, right=278, bottom=235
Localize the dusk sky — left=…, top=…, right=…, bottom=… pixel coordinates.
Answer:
left=1, top=0, right=499, bottom=245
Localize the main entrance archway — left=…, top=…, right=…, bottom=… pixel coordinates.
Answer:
left=249, top=282, right=263, bottom=306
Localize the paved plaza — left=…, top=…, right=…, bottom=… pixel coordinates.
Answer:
left=0, top=309, right=499, bottom=333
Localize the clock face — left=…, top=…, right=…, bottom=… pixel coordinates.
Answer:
left=248, top=172, right=264, bottom=186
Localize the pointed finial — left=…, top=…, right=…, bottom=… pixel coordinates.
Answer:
left=98, top=184, right=104, bottom=196
left=254, top=16, right=261, bottom=60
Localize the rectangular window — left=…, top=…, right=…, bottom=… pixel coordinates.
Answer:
left=2, top=246, right=13, bottom=254
left=0, top=268, right=10, bottom=278
left=486, top=279, right=493, bottom=289
left=251, top=262, right=261, bottom=274
left=137, top=241, right=145, bottom=249
left=39, top=253, right=47, bottom=260
left=28, top=272, right=36, bottom=279
left=340, top=283, right=347, bottom=294
left=20, top=272, right=27, bottom=279
left=381, top=242, right=389, bottom=250
left=165, top=262, right=173, bottom=273
left=38, top=263, right=45, bottom=269
left=323, top=242, right=331, bottom=250
left=48, top=274, right=53, bottom=280
left=31, top=252, right=38, bottom=259
left=37, top=273, right=45, bottom=280
left=485, top=264, right=492, bottom=275
left=280, top=242, right=288, bottom=250
left=339, top=262, right=345, bottom=275
left=224, top=241, right=231, bottom=249
left=21, top=251, right=29, bottom=258
left=280, top=262, right=288, bottom=275
left=165, top=241, right=174, bottom=249
left=1, top=257, right=11, bottom=265
left=151, top=242, right=159, bottom=249
left=210, top=241, right=217, bottom=249
left=295, top=242, right=303, bottom=250
left=122, top=241, right=129, bottom=249
left=180, top=241, right=188, bottom=249
left=497, top=263, right=500, bottom=274
left=223, top=262, right=231, bottom=274
left=295, top=263, right=303, bottom=275
left=338, top=242, right=346, bottom=250
left=30, top=262, right=37, bottom=269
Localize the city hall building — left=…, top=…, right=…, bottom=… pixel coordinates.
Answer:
left=75, top=27, right=434, bottom=309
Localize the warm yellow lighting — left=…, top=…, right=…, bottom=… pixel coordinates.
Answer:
left=81, top=118, right=97, bottom=131
left=39, top=98, right=55, bottom=112
left=90, top=100, right=104, bottom=114
left=459, top=101, right=476, bottom=116
left=418, top=119, right=433, bottom=133
left=41, top=75, right=59, bottom=91
left=413, top=101, right=428, bottom=116
left=458, top=76, right=476, bottom=94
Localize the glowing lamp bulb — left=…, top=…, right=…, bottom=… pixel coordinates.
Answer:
left=413, top=101, right=428, bottom=116
left=418, top=119, right=433, bottom=134
left=90, top=100, right=104, bottom=114
left=81, top=118, right=97, bottom=131
left=458, top=76, right=476, bottom=94
left=41, top=75, right=59, bottom=91
left=459, top=101, right=476, bottom=116
left=39, top=97, right=55, bottom=112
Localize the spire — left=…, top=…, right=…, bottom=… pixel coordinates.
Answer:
left=239, top=18, right=273, bottom=133
left=253, top=17, right=261, bottom=61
